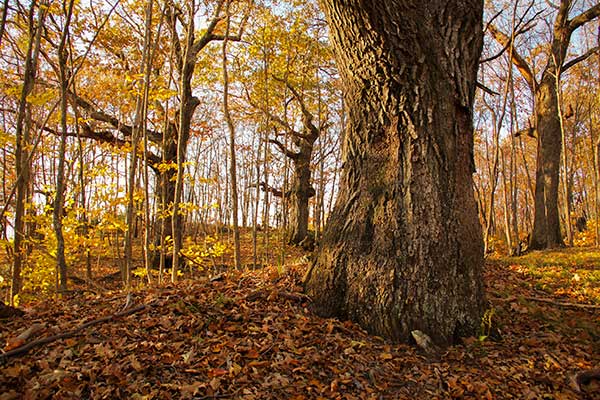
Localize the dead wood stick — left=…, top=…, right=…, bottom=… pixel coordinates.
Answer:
left=17, top=323, right=46, bottom=341
left=569, top=369, right=600, bottom=393
left=0, top=304, right=146, bottom=361
left=278, top=291, right=311, bottom=302
left=244, top=289, right=310, bottom=303
left=490, top=296, right=600, bottom=310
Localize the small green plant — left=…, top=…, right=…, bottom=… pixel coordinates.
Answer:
left=214, top=292, right=233, bottom=307
left=479, top=308, right=495, bottom=342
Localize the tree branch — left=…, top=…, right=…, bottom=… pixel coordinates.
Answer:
left=42, top=124, right=162, bottom=171
left=272, top=75, right=320, bottom=142
left=480, top=23, right=535, bottom=63
left=69, top=92, right=163, bottom=144
left=554, top=0, right=571, bottom=32
left=245, top=89, right=304, bottom=137
left=268, top=138, right=300, bottom=160
left=257, top=182, right=287, bottom=198
left=562, top=45, right=600, bottom=71
left=190, top=0, right=226, bottom=57
left=568, top=3, right=600, bottom=33
left=0, top=304, right=147, bottom=361
left=476, top=81, right=500, bottom=96
left=488, top=24, right=537, bottom=90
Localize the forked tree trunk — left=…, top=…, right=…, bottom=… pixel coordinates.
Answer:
left=304, top=0, right=486, bottom=346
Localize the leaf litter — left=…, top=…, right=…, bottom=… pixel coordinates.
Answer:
left=0, top=254, right=598, bottom=399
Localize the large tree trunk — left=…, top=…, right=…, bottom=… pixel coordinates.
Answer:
left=529, top=74, right=564, bottom=249
left=305, top=0, right=485, bottom=346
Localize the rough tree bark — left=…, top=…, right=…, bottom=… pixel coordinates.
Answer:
left=304, top=0, right=486, bottom=346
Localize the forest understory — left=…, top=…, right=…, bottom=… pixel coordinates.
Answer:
left=1, top=240, right=599, bottom=400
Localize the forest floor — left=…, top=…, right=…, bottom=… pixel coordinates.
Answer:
left=0, top=242, right=599, bottom=399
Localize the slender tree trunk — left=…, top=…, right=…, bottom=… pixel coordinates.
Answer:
left=305, top=0, right=485, bottom=345
left=596, top=51, right=600, bottom=246
left=252, top=136, right=261, bottom=267
left=262, top=129, right=270, bottom=262
left=500, top=149, right=513, bottom=252
left=71, top=93, right=92, bottom=280
left=0, top=0, right=9, bottom=48
left=12, top=1, right=46, bottom=303
left=222, top=0, right=241, bottom=269
left=53, top=0, right=75, bottom=293
left=124, top=0, right=154, bottom=285
left=509, top=84, right=520, bottom=254
left=483, top=109, right=500, bottom=255
left=556, top=73, right=572, bottom=246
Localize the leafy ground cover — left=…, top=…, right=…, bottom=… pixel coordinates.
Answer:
left=1, top=247, right=599, bottom=399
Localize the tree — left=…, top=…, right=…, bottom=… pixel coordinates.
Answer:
left=222, top=0, right=242, bottom=269
left=488, top=1, right=600, bottom=249
left=124, top=0, right=154, bottom=286
left=166, top=0, right=249, bottom=279
left=251, top=79, right=323, bottom=245
left=304, top=0, right=486, bottom=345
left=11, top=0, right=47, bottom=303
left=241, top=3, right=337, bottom=246
left=53, top=0, right=75, bottom=292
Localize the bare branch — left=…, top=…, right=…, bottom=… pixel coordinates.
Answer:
left=483, top=9, right=504, bottom=34
left=480, top=23, right=535, bottom=64
left=69, top=92, right=163, bottom=144
left=562, top=45, right=600, bottom=71
left=476, top=81, right=500, bottom=96
left=568, top=3, right=600, bottom=33
left=42, top=124, right=162, bottom=171
left=488, top=24, right=537, bottom=90
left=272, top=75, right=320, bottom=142
left=268, top=138, right=300, bottom=160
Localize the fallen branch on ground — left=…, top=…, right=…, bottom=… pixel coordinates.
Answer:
left=491, top=296, right=600, bottom=310
left=245, top=289, right=311, bottom=303
left=569, top=369, right=600, bottom=394
left=4, top=323, right=46, bottom=351
left=0, top=304, right=147, bottom=362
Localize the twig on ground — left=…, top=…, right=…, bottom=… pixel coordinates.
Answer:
left=0, top=304, right=147, bottom=362
left=490, top=296, right=600, bottom=310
